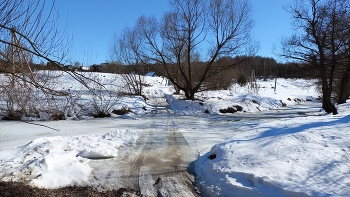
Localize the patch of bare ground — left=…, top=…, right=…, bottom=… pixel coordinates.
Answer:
left=0, top=181, right=139, bottom=197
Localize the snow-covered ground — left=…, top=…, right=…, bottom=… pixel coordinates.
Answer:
left=195, top=104, right=350, bottom=196
left=0, top=130, right=138, bottom=189
left=0, top=72, right=349, bottom=196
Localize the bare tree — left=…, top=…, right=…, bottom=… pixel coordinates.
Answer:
left=335, top=11, right=350, bottom=104
left=86, top=73, right=120, bottom=118
left=281, top=0, right=350, bottom=114
left=120, top=73, right=145, bottom=97
left=112, top=0, right=257, bottom=100
left=0, top=0, right=101, bottom=120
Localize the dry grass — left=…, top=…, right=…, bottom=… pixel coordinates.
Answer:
left=0, top=181, right=139, bottom=197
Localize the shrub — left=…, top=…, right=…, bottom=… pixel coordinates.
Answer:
left=85, top=73, right=121, bottom=118
left=49, top=112, right=66, bottom=120
left=2, top=114, right=21, bottom=121
left=112, top=106, right=132, bottom=115
left=92, top=111, right=111, bottom=118
left=121, top=74, right=145, bottom=96
left=237, top=73, right=247, bottom=87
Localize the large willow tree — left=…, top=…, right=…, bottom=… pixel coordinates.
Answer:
left=112, top=0, right=257, bottom=100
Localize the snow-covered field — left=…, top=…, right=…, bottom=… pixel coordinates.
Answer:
left=0, top=72, right=349, bottom=196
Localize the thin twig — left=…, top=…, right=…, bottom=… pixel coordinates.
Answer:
left=20, top=120, right=60, bottom=132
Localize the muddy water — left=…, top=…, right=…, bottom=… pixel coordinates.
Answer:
left=132, top=113, right=199, bottom=196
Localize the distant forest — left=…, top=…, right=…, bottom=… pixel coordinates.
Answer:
left=28, top=56, right=308, bottom=80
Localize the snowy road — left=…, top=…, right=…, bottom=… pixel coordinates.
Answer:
left=120, top=88, right=200, bottom=196
left=127, top=114, right=199, bottom=196
left=77, top=87, right=202, bottom=196
left=83, top=113, right=199, bottom=196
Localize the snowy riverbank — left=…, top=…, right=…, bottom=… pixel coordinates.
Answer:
left=0, top=74, right=349, bottom=196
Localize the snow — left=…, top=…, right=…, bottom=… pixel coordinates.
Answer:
left=195, top=109, right=350, bottom=196
left=0, top=72, right=349, bottom=196
left=0, top=130, right=138, bottom=189
left=167, top=78, right=319, bottom=115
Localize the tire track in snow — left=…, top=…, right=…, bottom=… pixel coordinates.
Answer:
left=128, top=87, right=200, bottom=196
left=91, top=87, right=200, bottom=196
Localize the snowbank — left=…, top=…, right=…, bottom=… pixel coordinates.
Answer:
left=0, top=130, right=138, bottom=189
left=195, top=102, right=350, bottom=196
left=163, top=78, right=318, bottom=115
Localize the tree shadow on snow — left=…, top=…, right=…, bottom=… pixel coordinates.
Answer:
left=247, top=114, right=350, bottom=141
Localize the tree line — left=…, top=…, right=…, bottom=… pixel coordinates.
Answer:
left=27, top=56, right=305, bottom=79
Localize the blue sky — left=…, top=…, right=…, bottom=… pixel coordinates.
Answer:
left=55, top=0, right=294, bottom=65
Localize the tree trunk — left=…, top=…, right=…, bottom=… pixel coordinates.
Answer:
left=322, top=98, right=338, bottom=115
left=337, top=64, right=350, bottom=104
left=321, top=76, right=338, bottom=115
left=183, top=88, right=195, bottom=100
left=338, top=75, right=349, bottom=104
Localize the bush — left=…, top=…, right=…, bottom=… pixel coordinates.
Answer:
left=92, top=111, right=111, bottom=118
left=86, top=73, right=121, bottom=118
left=237, top=73, right=247, bottom=87
left=121, top=74, right=145, bottom=96
left=49, top=112, right=66, bottom=120
left=112, top=106, right=132, bottom=115
left=2, top=114, right=21, bottom=121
